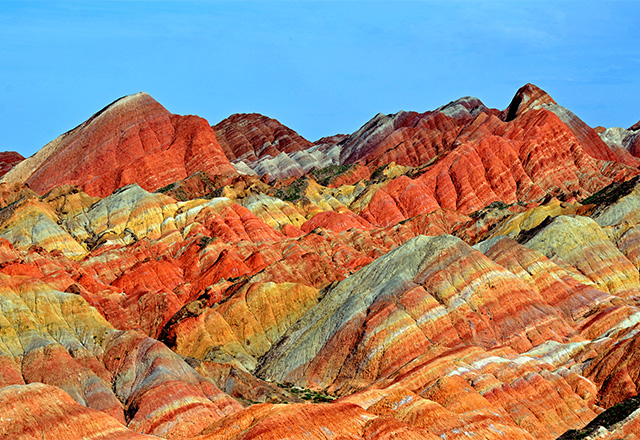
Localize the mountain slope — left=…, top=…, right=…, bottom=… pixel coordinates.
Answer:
left=1, top=93, right=237, bottom=197
left=0, top=151, right=24, bottom=178
left=1, top=83, right=640, bottom=440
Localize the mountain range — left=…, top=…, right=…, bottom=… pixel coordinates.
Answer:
left=1, top=84, right=640, bottom=440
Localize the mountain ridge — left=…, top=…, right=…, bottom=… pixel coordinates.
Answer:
left=1, top=83, right=640, bottom=440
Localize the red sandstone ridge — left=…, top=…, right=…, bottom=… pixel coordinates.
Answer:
left=0, top=93, right=237, bottom=197
left=502, top=84, right=639, bottom=166
left=213, top=113, right=312, bottom=161
left=336, top=84, right=637, bottom=173
left=337, top=107, right=482, bottom=168
left=0, top=151, right=24, bottom=178
left=502, top=82, right=557, bottom=122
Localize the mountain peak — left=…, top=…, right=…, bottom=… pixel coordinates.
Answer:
left=1, top=92, right=235, bottom=197
left=436, top=96, right=488, bottom=119
left=213, top=112, right=311, bottom=161
left=89, top=91, right=159, bottom=118
left=504, top=83, right=556, bottom=122
left=0, top=151, right=24, bottom=179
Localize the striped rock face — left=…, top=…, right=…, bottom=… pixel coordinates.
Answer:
left=0, top=269, right=241, bottom=439
left=1, top=93, right=237, bottom=198
left=214, top=113, right=313, bottom=162
left=0, top=151, right=23, bottom=179
left=2, top=83, right=640, bottom=440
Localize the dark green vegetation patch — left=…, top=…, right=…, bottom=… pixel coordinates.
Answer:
left=581, top=176, right=639, bottom=206
left=557, top=395, right=640, bottom=440
left=274, top=178, right=309, bottom=202
left=277, top=383, right=336, bottom=404
left=310, top=164, right=352, bottom=186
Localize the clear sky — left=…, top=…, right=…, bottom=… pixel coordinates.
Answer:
left=1, top=0, right=639, bottom=157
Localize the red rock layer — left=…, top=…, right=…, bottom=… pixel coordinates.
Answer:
left=582, top=326, right=640, bottom=407
left=0, top=383, right=156, bottom=440
left=199, top=401, right=438, bottom=440
left=301, top=210, right=374, bottom=233
left=213, top=113, right=312, bottom=161
left=627, top=133, right=640, bottom=157
left=502, top=84, right=638, bottom=166
left=1, top=93, right=236, bottom=197
left=0, top=151, right=24, bottom=178
left=335, top=84, right=636, bottom=227
left=480, top=236, right=610, bottom=324
left=360, top=107, right=638, bottom=223
left=502, top=82, right=557, bottom=122
left=620, top=123, right=640, bottom=157
left=313, top=134, right=349, bottom=146
left=338, top=109, right=476, bottom=169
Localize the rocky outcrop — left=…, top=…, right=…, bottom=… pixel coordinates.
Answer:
left=256, top=235, right=576, bottom=390
left=504, top=84, right=639, bottom=166
left=0, top=151, right=24, bottom=178
left=338, top=109, right=473, bottom=168
left=600, top=124, right=640, bottom=158
left=0, top=260, right=242, bottom=438
left=502, top=83, right=557, bottom=122
left=199, top=400, right=439, bottom=440
left=213, top=113, right=349, bottom=182
left=520, top=215, right=640, bottom=297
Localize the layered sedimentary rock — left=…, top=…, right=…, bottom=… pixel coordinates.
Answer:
left=600, top=123, right=640, bottom=158
left=337, top=108, right=476, bottom=168
left=160, top=281, right=321, bottom=371
left=505, top=84, right=639, bottom=166
left=1, top=84, right=640, bottom=440
left=520, top=215, right=640, bottom=297
left=213, top=113, right=343, bottom=182
left=0, top=197, right=88, bottom=257
left=214, top=113, right=312, bottom=161
left=198, top=401, right=439, bottom=440
left=0, top=260, right=242, bottom=439
left=245, top=143, right=343, bottom=181
left=256, top=235, right=577, bottom=389
left=1, top=93, right=236, bottom=197
left=0, top=151, right=24, bottom=178
left=359, top=107, right=635, bottom=222
left=0, top=383, right=156, bottom=440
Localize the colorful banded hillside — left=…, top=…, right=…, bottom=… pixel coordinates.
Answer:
left=2, top=84, right=640, bottom=440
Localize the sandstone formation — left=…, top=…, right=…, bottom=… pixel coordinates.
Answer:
left=600, top=123, right=640, bottom=158
left=1, top=84, right=640, bottom=440
left=213, top=113, right=312, bottom=161
left=1, top=93, right=237, bottom=197
left=0, top=383, right=156, bottom=440
left=0, top=151, right=24, bottom=178
left=212, top=114, right=346, bottom=182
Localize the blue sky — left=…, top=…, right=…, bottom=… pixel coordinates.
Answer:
left=1, top=1, right=639, bottom=157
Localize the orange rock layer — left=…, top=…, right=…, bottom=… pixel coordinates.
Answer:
left=1, top=93, right=237, bottom=197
